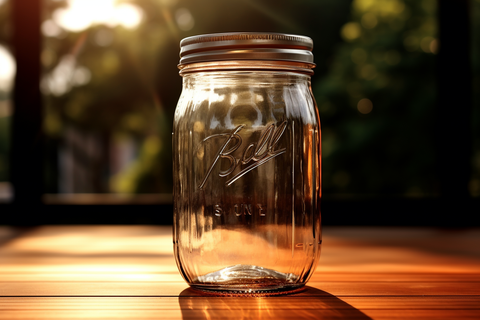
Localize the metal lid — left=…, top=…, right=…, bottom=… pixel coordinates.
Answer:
left=179, top=32, right=314, bottom=66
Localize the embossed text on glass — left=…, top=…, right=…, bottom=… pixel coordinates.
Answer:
left=198, top=121, right=288, bottom=189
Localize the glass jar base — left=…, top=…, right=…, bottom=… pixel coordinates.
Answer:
left=189, top=264, right=306, bottom=296
left=189, top=285, right=306, bottom=297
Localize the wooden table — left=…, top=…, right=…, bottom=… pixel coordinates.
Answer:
left=0, top=225, right=479, bottom=319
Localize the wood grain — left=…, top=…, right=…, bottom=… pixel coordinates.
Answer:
left=0, top=226, right=479, bottom=319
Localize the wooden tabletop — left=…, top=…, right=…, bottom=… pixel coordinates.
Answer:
left=0, top=225, right=479, bottom=319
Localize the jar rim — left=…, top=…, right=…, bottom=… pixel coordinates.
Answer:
left=179, top=32, right=315, bottom=67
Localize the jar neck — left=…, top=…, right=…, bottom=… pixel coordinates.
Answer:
left=179, top=60, right=315, bottom=76
left=181, top=70, right=312, bottom=90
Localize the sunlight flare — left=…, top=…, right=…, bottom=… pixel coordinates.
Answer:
left=53, top=0, right=143, bottom=32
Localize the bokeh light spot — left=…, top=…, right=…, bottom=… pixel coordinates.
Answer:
left=353, top=0, right=376, bottom=12
left=72, top=67, right=91, bottom=86
left=122, top=113, right=144, bottom=132
left=0, top=45, right=16, bottom=92
left=420, top=36, right=434, bottom=53
left=341, top=22, right=361, bottom=41
left=354, top=0, right=404, bottom=15
left=42, top=19, right=63, bottom=38
left=357, top=98, right=373, bottom=114
left=94, top=29, right=114, bottom=47
left=115, top=4, right=143, bottom=29
left=144, top=136, right=161, bottom=156
left=429, top=39, right=438, bottom=54
left=45, top=55, right=76, bottom=96
left=52, top=0, right=143, bottom=32
left=175, top=8, right=195, bottom=31
left=53, top=7, right=91, bottom=32
left=0, top=100, right=12, bottom=118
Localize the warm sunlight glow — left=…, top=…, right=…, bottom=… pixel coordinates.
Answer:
left=6, top=232, right=171, bottom=255
left=0, top=45, right=15, bottom=92
left=52, top=0, right=144, bottom=32
left=114, top=3, right=143, bottom=29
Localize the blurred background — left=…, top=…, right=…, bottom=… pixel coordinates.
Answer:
left=0, top=0, right=479, bottom=225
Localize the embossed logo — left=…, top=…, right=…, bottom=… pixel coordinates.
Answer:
left=198, top=121, right=288, bottom=189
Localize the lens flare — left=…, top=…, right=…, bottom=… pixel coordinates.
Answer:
left=52, top=0, right=143, bottom=32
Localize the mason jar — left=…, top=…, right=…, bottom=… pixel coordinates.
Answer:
left=173, top=32, right=321, bottom=295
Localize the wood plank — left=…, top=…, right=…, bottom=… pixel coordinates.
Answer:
left=361, top=310, right=480, bottom=320
left=0, top=296, right=479, bottom=310
left=1, top=226, right=479, bottom=319
left=0, top=297, right=479, bottom=320
left=1, top=226, right=479, bottom=275
left=2, top=281, right=480, bottom=297
left=2, top=309, right=477, bottom=320
left=1, top=272, right=479, bottom=283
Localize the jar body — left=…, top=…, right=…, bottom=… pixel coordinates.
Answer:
left=173, top=70, right=321, bottom=294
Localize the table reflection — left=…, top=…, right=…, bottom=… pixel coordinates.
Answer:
left=178, top=286, right=372, bottom=319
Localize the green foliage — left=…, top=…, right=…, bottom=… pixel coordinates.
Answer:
left=2, top=0, right=477, bottom=196
left=314, top=0, right=438, bottom=196
left=41, top=0, right=352, bottom=193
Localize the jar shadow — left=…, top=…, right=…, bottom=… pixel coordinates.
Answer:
left=178, top=286, right=372, bottom=319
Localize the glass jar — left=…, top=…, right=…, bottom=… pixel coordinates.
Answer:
left=173, top=32, right=321, bottom=295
